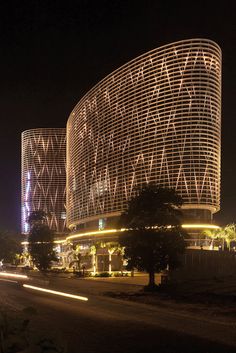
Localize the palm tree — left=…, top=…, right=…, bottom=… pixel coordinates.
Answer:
left=105, top=242, right=123, bottom=274
left=202, top=228, right=223, bottom=250
left=223, top=224, right=236, bottom=250
left=203, top=225, right=236, bottom=251
left=75, top=244, right=82, bottom=270
left=89, top=243, right=101, bottom=274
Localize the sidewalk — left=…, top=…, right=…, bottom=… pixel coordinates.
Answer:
left=19, top=270, right=162, bottom=289
left=22, top=271, right=151, bottom=294
left=85, top=273, right=161, bottom=286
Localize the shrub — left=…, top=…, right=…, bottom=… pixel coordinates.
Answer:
left=113, top=271, right=129, bottom=277
left=94, top=272, right=111, bottom=277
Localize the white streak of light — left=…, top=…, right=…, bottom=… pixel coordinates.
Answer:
left=23, top=284, right=88, bottom=301
left=0, top=278, right=18, bottom=283
left=0, top=272, right=28, bottom=279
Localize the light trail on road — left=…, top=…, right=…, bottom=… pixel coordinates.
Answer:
left=1, top=281, right=235, bottom=353
left=0, top=272, right=28, bottom=279
left=23, top=284, right=89, bottom=301
left=0, top=278, right=18, bottom=283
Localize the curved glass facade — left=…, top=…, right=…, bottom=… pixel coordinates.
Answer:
left=67, top=39, right=221, bottom=230
left=21, top=128, right=66, bottom=233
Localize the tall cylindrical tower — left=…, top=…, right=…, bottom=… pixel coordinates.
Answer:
left=67, top=39, right=221, bottom=232
left=21, top=128, right=66, bottom=234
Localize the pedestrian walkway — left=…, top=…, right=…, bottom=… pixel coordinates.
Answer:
left=84, top=272, right=161, bottom=286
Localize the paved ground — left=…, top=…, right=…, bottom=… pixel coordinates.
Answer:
left=26, top=271, right=158, bottom=290
left=84, top=272, right=153, bottom=285
left=3, top=270, right=236, bottom=324
left=1, top=278, right=236, bottom=353
left=22, top=271, right=236, bottom=322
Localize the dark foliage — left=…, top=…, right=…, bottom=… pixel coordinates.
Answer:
left=119, top=184, right=183, bottom=229
left=0, top=231, right=21, bottom=263
left=119, top=184, right=187, bottom=288
left=28, top=224, right=57, bottom=271
left=119, top=228, right=186, bottom=273
left=26, top=210, right=47, bottom=227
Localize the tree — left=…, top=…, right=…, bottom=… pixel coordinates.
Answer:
left=105, top=242, right=123, bottom=274
left=202, top=228, right=223, bottom=249
left=203, top=225, right=236, bottom=251
left=118, top=184, right=187, bottom=290
left=28, top=224, right=57, bottom=271
left=0, top=231, right=21, bottom=264
left=223, top=224, right=236, bottom=250
left=69, top=244, right=82, bottom=270
left=89, top=244, right=98, bottom=274
left=27, top=210, right=47, bottom=228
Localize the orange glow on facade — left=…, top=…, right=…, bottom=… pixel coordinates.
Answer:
left=67, top=39, right=221, bottom=233
left=21, top=128, right=66, bottom=234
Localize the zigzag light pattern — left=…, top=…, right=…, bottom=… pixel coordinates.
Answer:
left=21, top=128, right=66, bottom=233
left=67, top=39, right=221, bottom=229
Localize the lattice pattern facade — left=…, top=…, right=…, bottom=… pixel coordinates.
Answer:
left=67, top=39, right=221, bottom=230
left=21, top=128, right=66, bottom=233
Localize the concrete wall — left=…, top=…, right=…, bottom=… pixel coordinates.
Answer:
left=170, top=249, right=236, bottom=282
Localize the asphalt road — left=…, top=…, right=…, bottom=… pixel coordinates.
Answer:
left=0, top=278, right=236, bottom=353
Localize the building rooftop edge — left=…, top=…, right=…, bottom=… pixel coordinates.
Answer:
left=67, top=38, right=221, bottom=125
left=21, top=127, right=66, bottom=135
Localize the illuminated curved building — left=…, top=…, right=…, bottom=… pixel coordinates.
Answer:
left=21, top=128, right=66, bottom=234
left=67, top=39, right=221, bottom=236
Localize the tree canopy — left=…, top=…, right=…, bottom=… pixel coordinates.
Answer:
left=27, top=210, right=47, bottom=228
left=119, top=184, right=183, bottom=229
left=0, top=231, right=21, bottom=264
left=119, top=184, right=187, bottom=289
left=223, top=224, right=236, bottom=249
left=28, top=223, right=57, bottom=270
left=203, top=224, right=236, bottom=250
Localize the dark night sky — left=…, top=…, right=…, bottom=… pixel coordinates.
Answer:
left=0, top=0, right=235, bottom=232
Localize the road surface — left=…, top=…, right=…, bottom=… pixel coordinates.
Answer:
left=0, top=277, right=235, bottom=352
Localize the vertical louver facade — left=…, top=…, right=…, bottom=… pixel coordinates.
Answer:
left=21, top=128, right=66, bottom=233
left=67, top=39, right=221, bottom=230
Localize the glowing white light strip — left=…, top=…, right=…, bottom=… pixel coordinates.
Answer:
left=21, top=239, right=65, bottom=245
left=24, top=171, right=31, bottom=233
left=0, top=272, right=28, bottom=279
left=0, top=278, right=18, bottom=283
left=66, top=228, right=126, bottom=241
left=23, top=284, right=88, bottom=301
left=181, top=224, right=220, bottom=229
left=54, top=239, right=65, bottom=244
left=21, top=224, right=220, bottom=246
left=65, top=224, right=220, bottom=241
